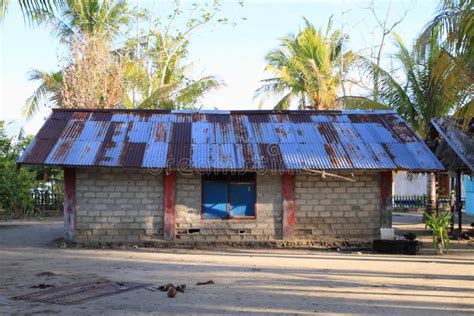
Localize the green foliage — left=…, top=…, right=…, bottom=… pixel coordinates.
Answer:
left=0, top=122, right=36, bottom=217
left=0, top=0, right=67, bottom=21
left=123, top=31, right=222, bottom=110
left=353, top=34, right=457, bottom=137
left=32, top=0, right=130, bottom=42
left=416, top=0, right=473, bottom=130
left=424, top=210, right=451, bottom=255
left=23, top=69, right=63, bottom=119
left=256, top=17, right=350, bottom=110
left=23, top=0, right=230, bottom=116
left=122, top=1, right=229, bottom=110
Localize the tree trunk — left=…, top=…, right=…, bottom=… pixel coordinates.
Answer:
left=426, top=172, right=437, bottom=214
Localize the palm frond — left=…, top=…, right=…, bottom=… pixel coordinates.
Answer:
left=355, top=54, right=415, bottom=123
left=23, top=69, right=62, bottom=119
left=337, top=96, right=391, bottom=110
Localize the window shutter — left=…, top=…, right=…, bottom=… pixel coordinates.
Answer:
left=229, top=183, right=255, bottom=217
left=202, top=182, right=228, bottom=219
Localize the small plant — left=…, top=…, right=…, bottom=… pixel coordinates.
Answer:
left=424, top=211, right=451, bottom=255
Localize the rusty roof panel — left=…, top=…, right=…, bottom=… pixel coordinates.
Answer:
left=120, top=142, right=146, bottom=167
left=381, top=114, right=419, bottom=143
left=20, top=139, right=57, bottom=164
left=431, top=117, right=474, bottom=172
left=258, top=143, right=285, bottom=170
left=17, top=109, right=443, bottom=171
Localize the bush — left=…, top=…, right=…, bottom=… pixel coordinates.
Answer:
left=0, top=122, right=36, bottom=217
left=424, top=210, right=451, bottom=255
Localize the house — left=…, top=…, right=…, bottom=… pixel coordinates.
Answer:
left=427, top=117, right=474, bottom=230
left=18, top=109, right=443, bottom=245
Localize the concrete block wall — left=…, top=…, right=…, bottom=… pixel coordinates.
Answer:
left=175, top=173, right=282, bottom=241
left=72, top=168, right=385, bottom=244
left=294, top=171, right=382, bottom=240
left=75, top=168, right=164, bottom=243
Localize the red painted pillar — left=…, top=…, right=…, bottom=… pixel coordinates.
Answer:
left=163, top=171, right=176, bottom=240
left=64, top=168, right=76, bottom=242
left=380, top=171, right=393, bottom=209
left=282, top=172, right=296, bottom=240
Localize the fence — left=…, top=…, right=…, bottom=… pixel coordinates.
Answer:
left=31, top=190, right=63, bottom=212
left=392, top=194, right=427, bottom=208
left=392, top=194, right=453, bottom=209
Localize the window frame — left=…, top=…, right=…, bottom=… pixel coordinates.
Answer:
left=201, top=173, right=257, bottom=220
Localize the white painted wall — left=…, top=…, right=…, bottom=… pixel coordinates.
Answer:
left=394, top=171, right=467, bottom=198
left=394, top=172, right=428, bottom=195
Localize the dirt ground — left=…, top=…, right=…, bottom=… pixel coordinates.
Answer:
left=0, top=215, right=473, bottom=315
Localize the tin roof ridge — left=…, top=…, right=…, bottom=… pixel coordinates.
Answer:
left=51, top=108, right=397, bottom=115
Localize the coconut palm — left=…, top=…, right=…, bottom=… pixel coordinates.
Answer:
left=23, top=0, right=130, bottom=118
left=349, top=33, right=460, bottom=137
left=33, top=0, right=129, bottom=42
left=255, top=18, right=350, bottom=110
left=124, top=31, right=222, bottom=110
left=417, top=0, right=472, bottom=62
left=416, top=0, right=473, bottom=129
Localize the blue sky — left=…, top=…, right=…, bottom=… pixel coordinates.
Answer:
left=0, top=0, right=439, bottom=136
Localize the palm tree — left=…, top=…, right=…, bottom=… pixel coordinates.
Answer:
left=416, top=0, right=473, bottom=129
left=23, top=70, right=63, bottom=119
left=346, top=33, right=459, bottom=214
left=124, top=31, right=222, bottom=110
left=349, top=34, right=458, bottom=137
left=33, top=0, right=129, bottom=42
left=255, top=18, right=350, bottom=110
left=23, top=0, right=130, bottom=118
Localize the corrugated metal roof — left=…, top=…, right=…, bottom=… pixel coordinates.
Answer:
left=431, top=118, right=474, bottom=172
left=18, top=109, right=444, bottom=171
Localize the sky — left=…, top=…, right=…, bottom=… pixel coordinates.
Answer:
left=0, top=0, right=439, bottom=136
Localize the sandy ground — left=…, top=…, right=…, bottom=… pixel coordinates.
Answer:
left=0, top=216, right=473, bottom=315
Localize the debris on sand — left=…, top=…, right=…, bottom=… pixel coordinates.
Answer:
left=157, top=283, right=174, bottom=292
left=30, top=283, right=54, bottom=289
left=36, top=272, right=55, bottom=277
left=156, top=283, right=186, bottom=298
left=167, top=287, right=177, bottom=298
left=196, top=280, right=214, bottom=286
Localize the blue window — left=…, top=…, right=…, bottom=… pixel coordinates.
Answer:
left=202, top=173, right=256, bottom=219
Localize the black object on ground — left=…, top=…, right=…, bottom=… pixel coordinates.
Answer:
left=403, top=233, right=417, bottom=241
left=373, top=239, right=420, bottom=255
left=31, top=283, right=54, bottom=289
left=36, top=272, right=56, bottom=277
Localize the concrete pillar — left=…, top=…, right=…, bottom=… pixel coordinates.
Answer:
left=282, top=172, right=296, bottom=239
left=64, top=168, right=76, bottom=242
left=380, top=171, right=393, bottom=228
left=163, top=171, right=176, bottom=240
